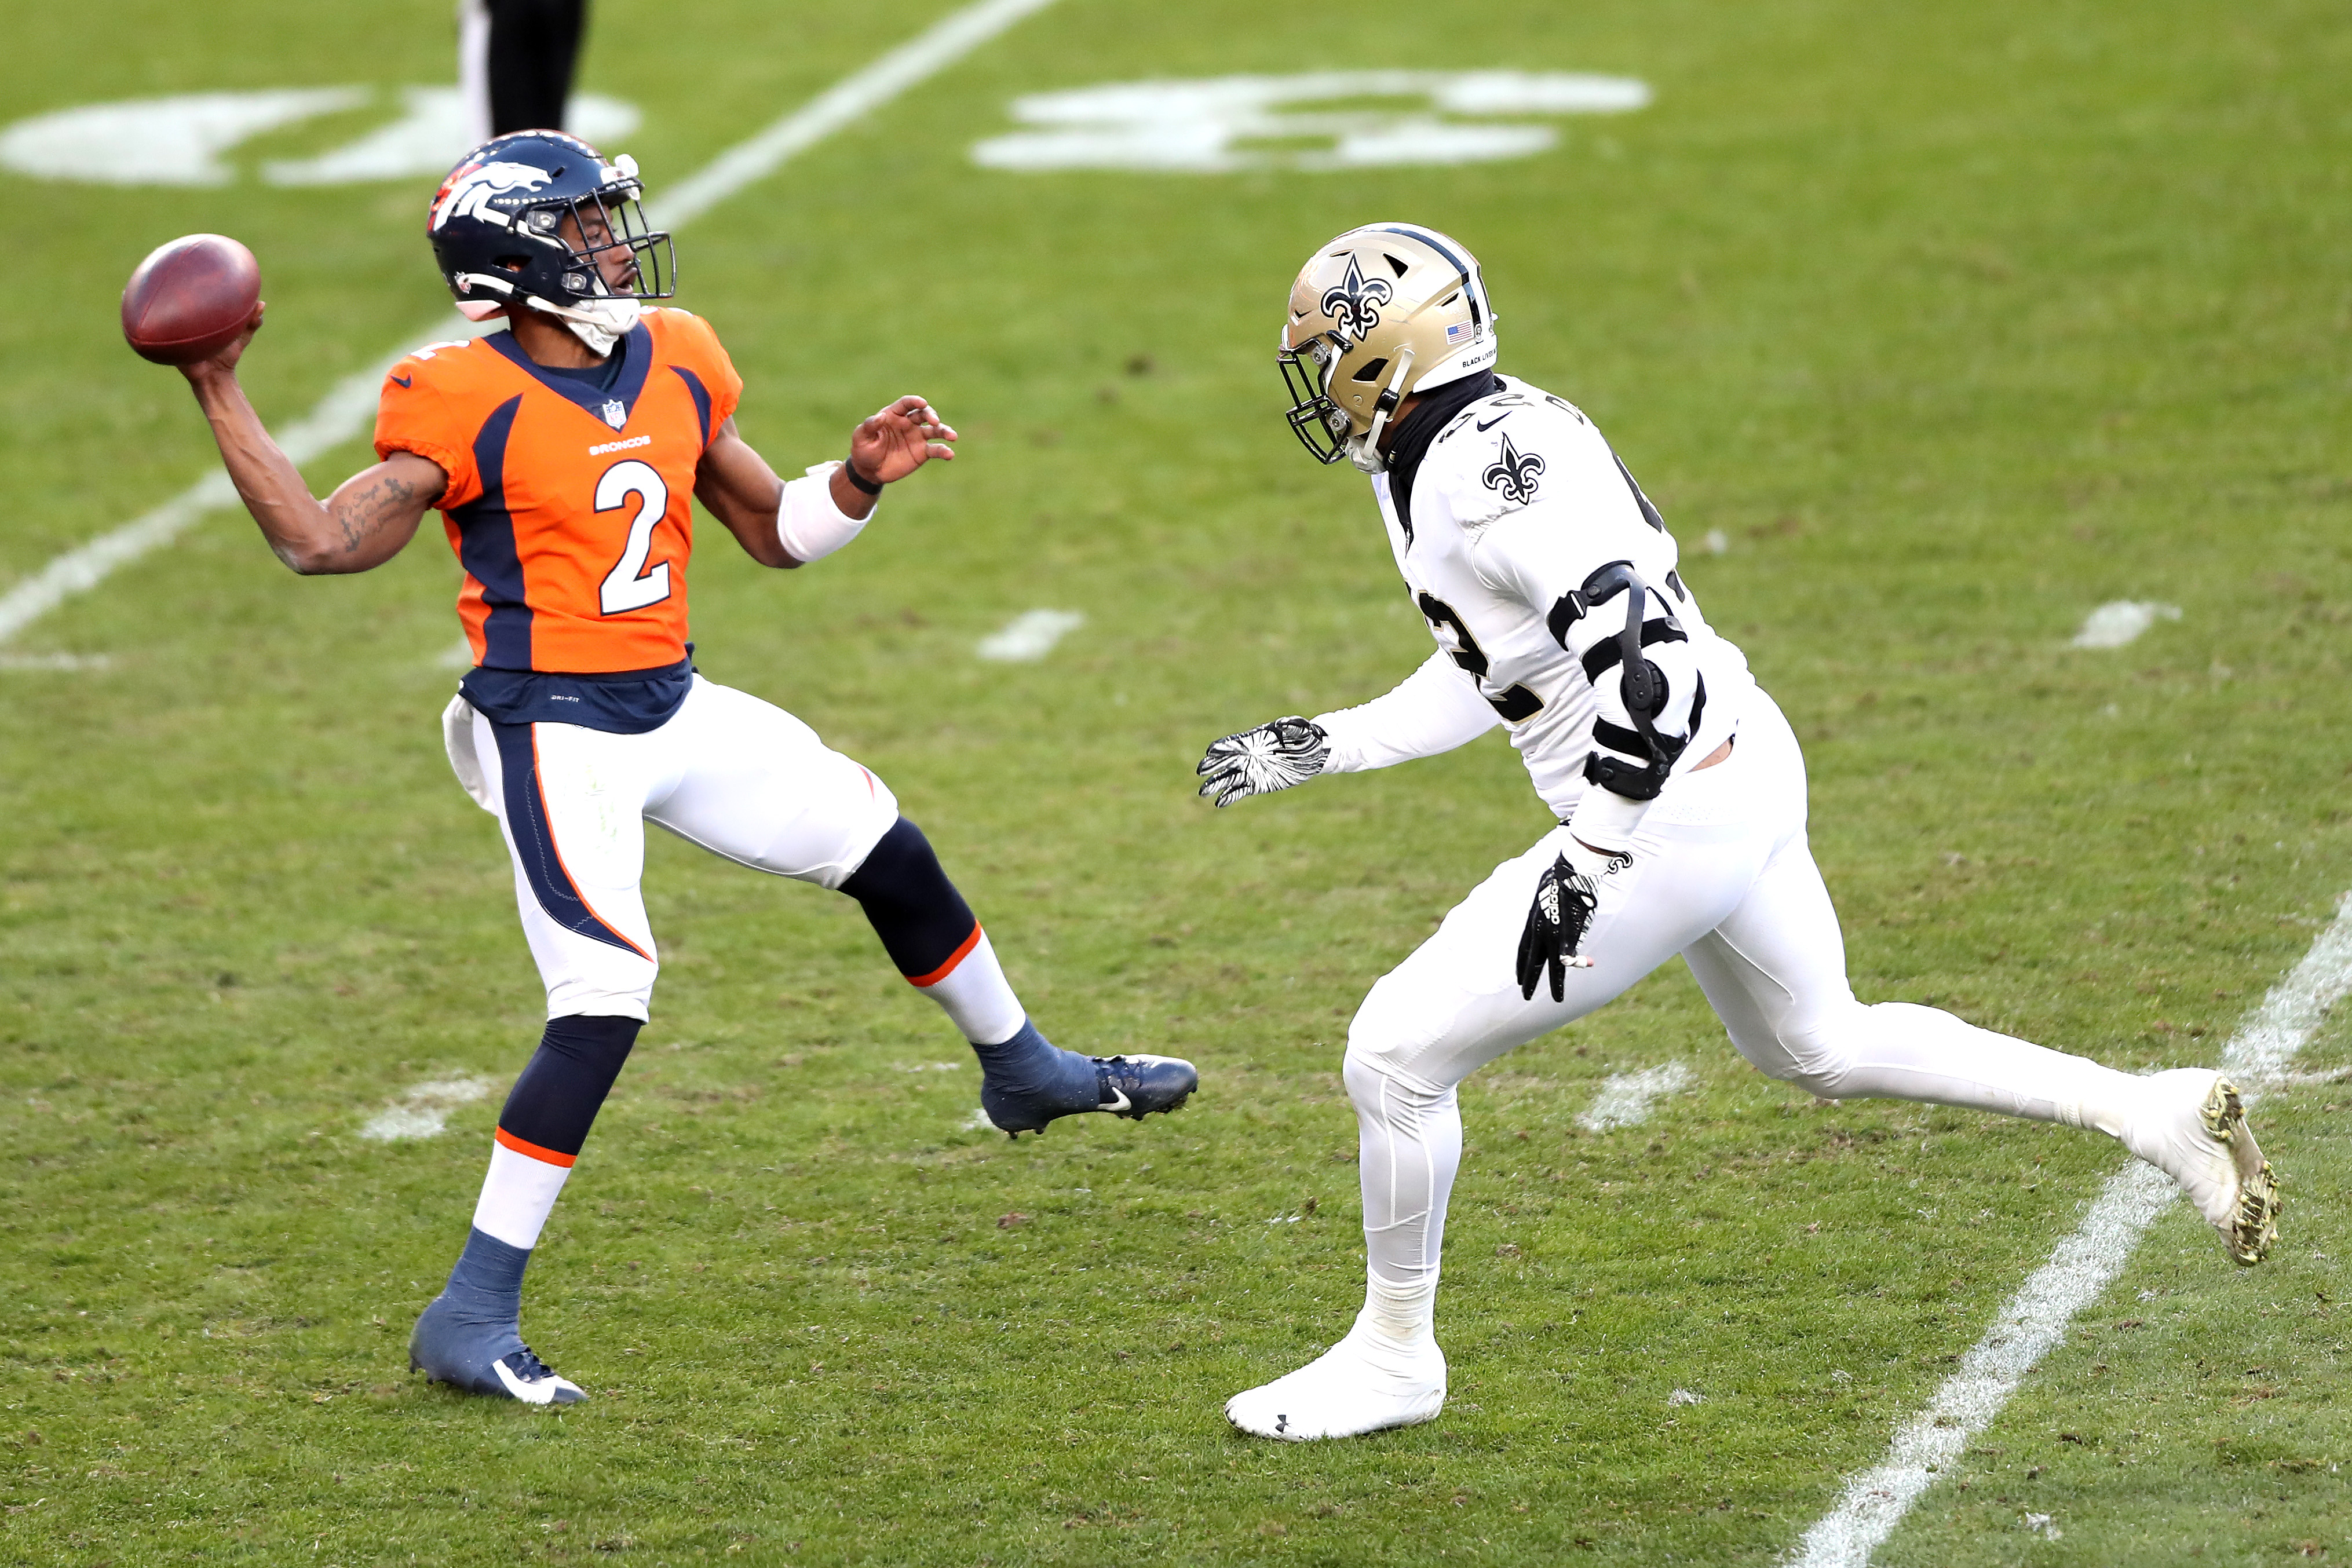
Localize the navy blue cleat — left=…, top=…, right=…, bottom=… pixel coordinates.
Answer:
left=410, top=1288, right=585, bottom=1406
left=1093, top=1054, right=1200, bottom=1122
left=974, top=1021, right=1199, bottom=1137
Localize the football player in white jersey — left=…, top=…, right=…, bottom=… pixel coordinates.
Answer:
left=1196, top=223, right=2281, bottom=1442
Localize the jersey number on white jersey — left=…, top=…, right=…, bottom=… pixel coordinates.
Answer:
left=1418, top=591, right=1543, bottom=722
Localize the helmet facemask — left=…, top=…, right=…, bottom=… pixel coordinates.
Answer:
left=1278, top=334, right=1352, bottom=465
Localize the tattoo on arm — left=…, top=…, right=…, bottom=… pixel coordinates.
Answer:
left=329, top=473, right=419, bottom=556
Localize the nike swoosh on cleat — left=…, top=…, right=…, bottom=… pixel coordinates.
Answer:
left=1099, top=1084, right=1133, bottom=1113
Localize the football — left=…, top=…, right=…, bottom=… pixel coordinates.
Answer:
left=120, top=233, right=261, bottom=365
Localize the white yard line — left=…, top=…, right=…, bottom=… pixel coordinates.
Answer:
left=977, top=608, right=1085, bottom=661
left=1576, top=1059, right=1690, bottom=1131
left=1789, top=890, right=2352, bottom=1568
left=648, top=0, right=1062, bottom=231
left=359, top=1075, right=497, bottom=1142
left=0, top=0, right=1065, bottom=651
left=2069, top=600, right=2181, bottom=649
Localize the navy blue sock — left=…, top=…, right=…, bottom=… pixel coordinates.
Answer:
left=972, top=1019, right=1098, bottom=1110
left=440, top=1226, right=531, bottom=1333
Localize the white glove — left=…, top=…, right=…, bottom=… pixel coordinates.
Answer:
left=1196, top=717, right=1331, bottom=808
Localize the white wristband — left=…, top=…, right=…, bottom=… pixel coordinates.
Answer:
left=776, top=463, right=870, bottom=564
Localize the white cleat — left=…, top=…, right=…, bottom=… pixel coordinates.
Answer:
left=2124, top=1068, right=2281, bottom=1266
left=1224, top=1326, right=1447, bottom=1441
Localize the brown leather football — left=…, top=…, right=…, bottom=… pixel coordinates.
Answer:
left=122, top=234, right=261, bottom=365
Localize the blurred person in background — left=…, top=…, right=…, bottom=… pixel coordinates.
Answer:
left=461, top=0, right=589, bottom=142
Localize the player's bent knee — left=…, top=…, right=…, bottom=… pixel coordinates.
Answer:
left=1745, top=1020, right=1860, bottom=1099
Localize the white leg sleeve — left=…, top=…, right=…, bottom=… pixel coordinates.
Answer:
left=1686, top=834, right=2142, bottom=1137
left=1341, top=799, right=1772, bottom=1334
left=913, top=931, right=1026, bottom=1047
left=470, top=1138, right=572, bottom=1249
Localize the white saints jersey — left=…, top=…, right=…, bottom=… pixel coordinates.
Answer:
left=1315, top=375, right=1756, bottom=822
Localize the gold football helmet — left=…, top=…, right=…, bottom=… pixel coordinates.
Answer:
left=1279, top=222, right=1498, bottom=472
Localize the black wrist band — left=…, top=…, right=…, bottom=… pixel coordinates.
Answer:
left=842, top=456, right=884, bottom=496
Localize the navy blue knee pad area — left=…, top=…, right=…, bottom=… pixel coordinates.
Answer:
left=839, top=816, right=981, bottom=981
left=498, top=1014, right=642, bottom=1158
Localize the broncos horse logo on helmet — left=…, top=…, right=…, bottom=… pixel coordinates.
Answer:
left=426, top=130, right=675, bottom=352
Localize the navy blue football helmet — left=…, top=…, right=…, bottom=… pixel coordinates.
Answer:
left=426, top=130, right=674, bottom=317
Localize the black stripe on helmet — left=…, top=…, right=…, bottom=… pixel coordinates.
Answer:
left=1376, top=224, right=1482, bottom=327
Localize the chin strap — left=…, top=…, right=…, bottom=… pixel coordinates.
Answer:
left=1347, top=346, right=1418, bottom=474
left=518, top=293, right=642, bottom=356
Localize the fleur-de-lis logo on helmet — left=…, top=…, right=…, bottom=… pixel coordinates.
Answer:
left=1318, top=254, right=1394, bottom=345
left=1482, top=433, right=1546, bottom=505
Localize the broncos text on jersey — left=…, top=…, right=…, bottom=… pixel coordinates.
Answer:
left=374, top=308, right=744, bottom=674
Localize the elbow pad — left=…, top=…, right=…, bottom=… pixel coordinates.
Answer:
left=776, top=463, right=870, bottom=564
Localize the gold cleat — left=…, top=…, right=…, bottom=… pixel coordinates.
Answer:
left=2200, top=1077, right=2281, bottom=1267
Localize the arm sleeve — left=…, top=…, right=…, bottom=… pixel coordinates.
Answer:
left=775, top=462, right=870, bottom=563
left=371, top=364, right=476, bottom=507
left=1313, top=650, right=1501, bottom=774
left=1478, top=506, right=1705, bottom=847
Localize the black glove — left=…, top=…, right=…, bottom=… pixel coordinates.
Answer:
left=1196, top=717, right=1331, bottom=809
left=1514, top=844, right=1626, bottom=1002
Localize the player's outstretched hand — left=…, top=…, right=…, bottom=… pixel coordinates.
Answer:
left=177, top=301, right=266, bottom=386
left=1196, top=717, right=1331, bottom=809
left=849, top=395, right=958, bottom=485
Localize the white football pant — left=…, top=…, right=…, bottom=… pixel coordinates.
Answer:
left=444, top=675, right=900, bottom=1020
left=1346, top=692, right=2145, bottom=1318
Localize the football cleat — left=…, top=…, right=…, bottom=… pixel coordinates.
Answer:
left=2124, top=1069, right=2281, bottom=1266
left=410, top=1293, right=586, bottom=1405
left=980, top=1051, right=1199, bottom=1138
left=1225, top=1326, right=1447, bottom=1442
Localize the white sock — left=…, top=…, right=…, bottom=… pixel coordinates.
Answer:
left=912, top=930, right=1027, bottom=1046
left=470, top=1134, right=574, bottom=1249
left=1361, top=1269, right=1437, bottom=1347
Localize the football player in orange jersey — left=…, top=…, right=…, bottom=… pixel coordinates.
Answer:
left=164, top=131, right=1199, bottom=1405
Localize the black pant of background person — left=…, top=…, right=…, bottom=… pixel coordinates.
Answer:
left=461, top=0, right=590, bottom=140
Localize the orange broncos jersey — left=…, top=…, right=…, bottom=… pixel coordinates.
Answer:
left=374, top=308, right=743, bottom=673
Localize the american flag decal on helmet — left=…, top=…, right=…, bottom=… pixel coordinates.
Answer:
left=1446, top=320, right=1477, bottom=343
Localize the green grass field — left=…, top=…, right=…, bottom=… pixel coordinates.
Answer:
left=5, top=0, right=2351, bottom=1562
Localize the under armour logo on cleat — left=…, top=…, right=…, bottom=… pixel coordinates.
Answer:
left=1276, top=1413, right=1289, bottom=1433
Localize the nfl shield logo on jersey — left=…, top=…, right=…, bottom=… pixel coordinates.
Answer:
left=600, top=399, right=628, bottom=430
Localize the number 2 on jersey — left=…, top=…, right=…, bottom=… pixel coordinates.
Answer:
left=1417, top=591, right=1544, bottom=723
left=596, top=459, right=673, bottom=615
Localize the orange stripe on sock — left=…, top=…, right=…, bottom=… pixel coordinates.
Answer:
left=907, top=923, right=983, bottom=989
left=495, top=1127, right=578, bottom=1168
